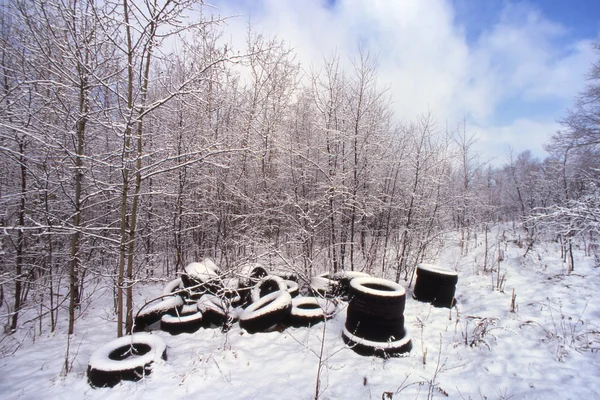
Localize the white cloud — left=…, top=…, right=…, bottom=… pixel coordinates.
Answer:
left=473, top=119, right=562, bottom=166
left=209, top=0, right=598, bottom=161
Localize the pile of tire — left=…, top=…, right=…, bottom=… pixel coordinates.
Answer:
left=413, top=263, right=458, bottom=308
left=342, top=277, right=412, bottom=358
left=239, top=274, right=335, bottom=333
left=134, top=259, right=234, bottom=335
left=91, top=262, right=341, bottom=388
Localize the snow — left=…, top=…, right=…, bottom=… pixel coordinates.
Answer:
left=310, top=275, right=339, bottom=292
left=88, top=333, right=166, bottom=373
left=161, top=312, right=203, bottom=324
left=184, top=260, right=219, bottom=282
left=137, top=296, right=184, bottom=317
left=1, top=228, right=600, bottom=399
left=162, top=278, right=182, bottom=296
left=350, top=277, right=406, bottom=297
left=332, top=271, right=370, bottom=280
left=285, top=279, right=299, bottom=295
left=418, top=263, right=458, bottom=276
left=241, top=290, right=292, bottom=321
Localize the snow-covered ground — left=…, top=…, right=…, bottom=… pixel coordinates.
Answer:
left=1, top=228, right=599, bottom=399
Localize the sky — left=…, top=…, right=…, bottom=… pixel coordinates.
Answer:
left=206, top=0, right=600, bottom=165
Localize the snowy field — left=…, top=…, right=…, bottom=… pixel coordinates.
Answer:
left=1, top=229, right=599, bottom=399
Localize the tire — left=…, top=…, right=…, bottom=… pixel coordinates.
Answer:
left=342, top=327, right=412, bottom=358
left=331, top=271, right=370, bottom=299
left=239, top=290, right=292, bottom=333
left=250, top=275, right=287, bottom=303
left=133, top=296, right=184, bottom=332
left=413, top=264, right=458, bottom=308
left=197, top=294, right=232, bottom=329
left=284, top=280, right=299, bottom=298
left=163, top=278, right=183, bottom=296
left=345, top=277, right=409, bottom=349
left=238, top=264, right=269, bottom=288
left=310, top=273, right=340, bottom=298
left=285, top=296, right=336, bottom=327
left=87, top=333, right=167, bottom=388
left=181, top=260, right=223, bottom=299
left=160, top=310, right=204, bottom=335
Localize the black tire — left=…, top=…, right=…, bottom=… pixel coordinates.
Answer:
left=284, top=279, right=299, bottom=298
left=413, top=264, right=458, bottom=308
left=133, top=296, right=184, bottom=332
left=345, top=277, right=408, bottom=344
left=239, top=290, right=292, bottom=333
left=181, top=260, right=223, bottom=299
left=160, top=309, right=204, bottom=335
left=87, top=333, right=167, bottom=388
left=250, top=275, right=287, bottom=303
left=285, top=296, right=336, bottom=327
left=197, top=294, right=232, bottom=328
left=238, top=264, right=269, bottom=288
left=331, top=271, right=370, bottom=299
left=342, top=328, right=412, bottom=358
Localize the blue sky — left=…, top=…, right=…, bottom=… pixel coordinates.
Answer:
left=210, top=0, right=600, bottom=164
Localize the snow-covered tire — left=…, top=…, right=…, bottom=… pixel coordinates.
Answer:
left=413, top=264, right=458, bottom=308
left=197, top=294, right=232, bottom=329
left=133, top=296, right=184, bottom=332
left=310, top=273, right=340, bottom=298
left=342, top=328, right=412, bottom=358
left=345, top=277, right=409, bottom=352
left=239, top=290, right=292, bottom=333
left=87, top=333, right=167, bottom=388
left=285, top=296, right=336, bottom=327
left=238, top=264, right=269, bottom=288
left=250, top=275, right=287, bottom=303
left=162, top=278, right=183, bottom=296
left=331, top=271, right=370, bottom=299
left=284, top=280, right=299, bottom=298
left=160, top=310, right=204, bottom=335
left=181, top=260, right=223, bottom=299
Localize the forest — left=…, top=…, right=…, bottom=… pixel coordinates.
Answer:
left=1, top=0, right=599, bottom=390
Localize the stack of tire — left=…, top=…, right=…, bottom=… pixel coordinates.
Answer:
left=342, top=277, right=412, bottom=358
left=413, top=263, right=458, bottom=308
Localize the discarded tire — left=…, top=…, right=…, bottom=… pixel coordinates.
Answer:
left=87, top=333, right=167, bottom=388
left=331, top=271, right=370, bottom=299
left=284, top=280, right=299, bottom=298
left=133, top=296, right=184, bottom=332
left=181, top=260, right=222, bottom=299
left=310, top=273, right=340, bottom=298
left=238, top=264, right=269, bottom=288
left=239, top=290, right=292, bottom=333
left=413, top=263, right=458, bottom=308
left=342, top=328, right=412, bottom=358
left=285, top=296, right=336, bottom=327
left=163, top=278, right=183, bottom=296
left=160, top=310, right=204, bottom=335
left=250, top=275, right=287, bottom=303
left=343, top=277, right=411, bottom=357
left=197, top=294, right=231, bottom=328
